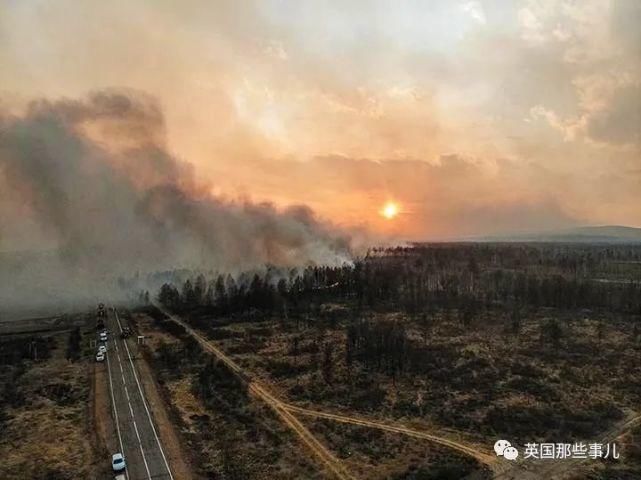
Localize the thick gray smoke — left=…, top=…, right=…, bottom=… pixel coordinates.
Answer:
left=0, top=90, right=352, bottom=315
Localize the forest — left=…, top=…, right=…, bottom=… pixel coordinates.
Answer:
left=143, top=243, right=641, bottom=478
left=149, top=243, right=641, bottom=396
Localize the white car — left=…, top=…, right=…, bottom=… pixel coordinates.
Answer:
left=99, top=332, right=108, bottom=342
left=96, top=352, right=105, bottom=362
left=98, top=345, right=107, bottom=354
left=112, top=452, right=126, bottom=472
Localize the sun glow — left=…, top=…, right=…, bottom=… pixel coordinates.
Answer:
left=381, top=201, right=400, bottom=219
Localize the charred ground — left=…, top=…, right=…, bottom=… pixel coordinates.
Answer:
left=135, top=243, right=641, bottom=479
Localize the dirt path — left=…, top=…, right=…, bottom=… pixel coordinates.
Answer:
left=155, top=303, right=355, bottom=480
left=153, top=303, right=641, bottom=480
left=155, top=303, right=499, bottom=478
left=285, top=405, right=496, bottom=466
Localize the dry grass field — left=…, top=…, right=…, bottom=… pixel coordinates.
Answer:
left=143, top=244, right=641, bottom=479
left=0, top=325, right=106, bottom=480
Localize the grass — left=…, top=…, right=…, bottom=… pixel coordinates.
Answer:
left=0, top=327, right=103, bottom=480
left=175, top=306, right=641, bottom=477
left=135, top=312, right=324, bottom=479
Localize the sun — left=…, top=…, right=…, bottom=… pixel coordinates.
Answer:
left=381, top=201, right=400, bottom=220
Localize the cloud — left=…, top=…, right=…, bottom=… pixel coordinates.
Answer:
left=531, top=80, right=641, bottom=148
left=231, top=153, right=584, bottom=240
left=585, top=84, right=641, bottom=146
left=611, top=0, right=641, bottom=56
left=511, top=0, right=641, bottom=149
left=0, top=0, right=639, bottom=254
left=461, top=1, right=487, bottom=25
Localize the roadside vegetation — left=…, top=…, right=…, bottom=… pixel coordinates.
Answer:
left=134, top=309, right=323, bottom=479
left=0, top=322, right=103, bottom=480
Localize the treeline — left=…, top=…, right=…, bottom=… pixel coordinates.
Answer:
left=371, top=243, right=641, bottom=271
left=156, top=244, right=641, bottom=319
left=158, top=272, right=289, bottom=316
left=0, top=336, right=52, bottom=365
left=0, top=336, right=54, bottom=423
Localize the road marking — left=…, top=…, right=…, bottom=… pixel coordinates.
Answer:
left=114, top=309, right=175, bottom=480
left=130, top=412, right=152, bottom=479
left=112, top=313, right=152, bottom=480
left=105, top=342, right=130, bottom=480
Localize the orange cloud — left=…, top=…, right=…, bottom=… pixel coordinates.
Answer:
left=0, top=0, right=639, bottom=242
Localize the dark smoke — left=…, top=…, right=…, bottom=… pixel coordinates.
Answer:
left=0, top=89, right=352, bottom=314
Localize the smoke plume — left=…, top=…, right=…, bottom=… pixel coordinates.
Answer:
left=0, top=90, right=352, bottom=313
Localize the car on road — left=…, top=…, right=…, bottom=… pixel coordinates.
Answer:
left=96, top=352, right=105, bottom=362
left=112, top=452, right=126, bottom=472
left=100, top=331, right=108, bottom=342
left=98, top=345, right=107, bottom=354
left=114, top=474, right=126, bottom=480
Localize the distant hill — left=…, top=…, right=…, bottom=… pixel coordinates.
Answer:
left=475, top=225, right=641, bottom=244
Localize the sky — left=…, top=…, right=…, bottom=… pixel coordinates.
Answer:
left=1, top=0, right=640, bottom=242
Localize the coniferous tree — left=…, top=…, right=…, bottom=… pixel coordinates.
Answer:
left=66, top=327, right=82, bottom=362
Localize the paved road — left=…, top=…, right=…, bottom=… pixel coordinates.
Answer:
left=104, top=308, right=174, bottom=480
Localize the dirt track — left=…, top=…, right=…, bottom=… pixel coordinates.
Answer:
left=154, top=303, right=498, bottom=478
left=155, top=303, right=355, bottom=480
left=285, top=405, right=495, bottom=465
left=154, top=303, right=641, bottom=480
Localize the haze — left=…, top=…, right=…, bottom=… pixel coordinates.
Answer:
left=1, top=0, right=639, bottom=247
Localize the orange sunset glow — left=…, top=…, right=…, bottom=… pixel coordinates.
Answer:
left=381, top=202, right=400, bottom=220
left=0, top=0, right=639, bottom=247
